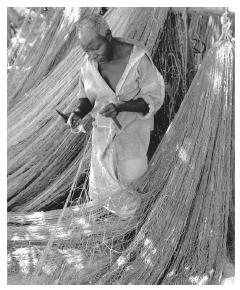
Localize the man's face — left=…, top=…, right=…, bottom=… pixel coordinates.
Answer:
left=78, top=28, right=112, bottom=64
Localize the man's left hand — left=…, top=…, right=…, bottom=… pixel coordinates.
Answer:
left=99, top=103, right=120, bottom=118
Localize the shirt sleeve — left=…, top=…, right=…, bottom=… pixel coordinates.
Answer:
left=136, top=53, right=165, bottom=119
left=77, top=70, right=88, bottom=100
left=77, top=71, right=90, bottom=99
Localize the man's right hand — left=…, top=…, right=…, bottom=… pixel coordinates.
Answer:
left=67, top=111, right=82, bottom=129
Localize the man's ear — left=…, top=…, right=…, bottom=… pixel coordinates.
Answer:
left=105, top=29, right=112, bottom=42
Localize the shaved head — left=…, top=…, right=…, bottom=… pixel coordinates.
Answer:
left=77, top=13, right=111, bottom=39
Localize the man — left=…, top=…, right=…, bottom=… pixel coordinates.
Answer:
left=68, top=14, right=165, bottom=219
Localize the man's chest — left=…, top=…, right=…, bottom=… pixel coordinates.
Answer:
left=98, top=59, right=129, bottom=92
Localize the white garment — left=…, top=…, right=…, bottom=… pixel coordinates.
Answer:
left=78, top=41, right=165, bottom=218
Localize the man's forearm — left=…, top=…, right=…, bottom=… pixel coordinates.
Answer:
left=117, top=98, right=149, bottom=115
left=74, top=98, right=93, bottom=118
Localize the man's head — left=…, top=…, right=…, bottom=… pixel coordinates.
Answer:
left=77, top=14, right=112, bottom=63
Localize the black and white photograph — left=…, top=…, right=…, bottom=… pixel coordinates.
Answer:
left=4, top=1, right=236, bottom=286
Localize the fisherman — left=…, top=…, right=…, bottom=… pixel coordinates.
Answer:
left=68, top=13, right=165, bottom=219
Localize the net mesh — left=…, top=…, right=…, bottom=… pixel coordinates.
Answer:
left=7, top=7, right=234, bottom=285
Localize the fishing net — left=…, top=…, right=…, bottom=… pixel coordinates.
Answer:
left=7, top=7, right=101, bottom=108
left=148, top=9, right=224, bottom=158
left=7, top=7, right=169, bottom=211
left=7, top=7, right=234, bottom=285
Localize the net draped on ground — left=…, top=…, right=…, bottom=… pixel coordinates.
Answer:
left=7, top=7, right=234, bottom=285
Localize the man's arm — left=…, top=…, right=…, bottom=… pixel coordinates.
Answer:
left=68, top=98, right=93, bottom=129
left=73, top=97, right=93, bottom=118
left=117, top=98, right=149, bottom=115
left=99, top=98, right=149, bottom=118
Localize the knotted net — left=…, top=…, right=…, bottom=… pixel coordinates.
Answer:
left=7, top=7, right=234, bottom=285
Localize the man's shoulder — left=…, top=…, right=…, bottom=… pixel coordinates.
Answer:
left=131, top=43, right=152, bottom=65
left=115, top=37, right=148, bottom=53
left=129, top=41, right=152, bottom=62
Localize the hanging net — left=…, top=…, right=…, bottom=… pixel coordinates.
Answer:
left=7, top=7, right=234, bottom=285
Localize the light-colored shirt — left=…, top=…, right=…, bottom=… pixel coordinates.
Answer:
left=77, top=41, right=165, bottom=218
left=78, top=43, right=165, bottom=161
